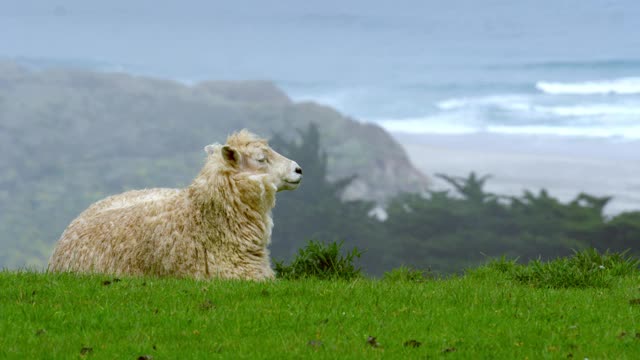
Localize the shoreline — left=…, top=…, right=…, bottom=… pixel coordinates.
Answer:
left=392, top=132, right=640, bottom=215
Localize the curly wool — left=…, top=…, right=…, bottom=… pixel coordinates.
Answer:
left=48, top=130, right=293, bottom=280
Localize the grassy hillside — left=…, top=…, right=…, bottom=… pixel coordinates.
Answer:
left=2, top=268, right=639, bottom=359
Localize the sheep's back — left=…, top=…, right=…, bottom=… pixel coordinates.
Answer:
left=48, top=188, right=187, bottom=274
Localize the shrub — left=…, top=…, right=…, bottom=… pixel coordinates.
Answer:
left=514, top=249, right=639, bottom=288
left=568, top=248, right=639, bottom=277
left=514, top=257, right=612, bottom=289
left=465, top=255, right=519, bottom=281
left=383, top=266, right=432, bottom=283
left=274, top=240, right=363, bottom=280
left=469, top=249, right=638, bottom=288
left=484, top=256, right=519, bottom=274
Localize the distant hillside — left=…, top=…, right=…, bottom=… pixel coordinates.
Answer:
left=0, top=61, right=427, bottom=268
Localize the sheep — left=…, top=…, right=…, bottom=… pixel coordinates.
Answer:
left=48, top=129, right=302, bottom=280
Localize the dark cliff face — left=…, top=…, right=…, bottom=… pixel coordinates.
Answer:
left=0, top=61, right=427, bottom=203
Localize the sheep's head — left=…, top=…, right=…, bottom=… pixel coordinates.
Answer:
left=205, top=130, right=302, bottom=192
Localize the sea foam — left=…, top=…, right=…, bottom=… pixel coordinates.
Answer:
left=378, top=117, right=640, bottom=139
left=534, top=104, right=640, bottom=117
left=437, top=95, right=530, bottom=111
left=378, top=116, right=479, bottom=135
left=536, top=77, right=640, bottom=95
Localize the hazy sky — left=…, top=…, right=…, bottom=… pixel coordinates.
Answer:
left=2, top=0, right=640, bottom=81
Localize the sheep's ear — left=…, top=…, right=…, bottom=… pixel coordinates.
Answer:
left=221, top=145, right=239, bottom=165
left=204, top=144, right=217, bottom=156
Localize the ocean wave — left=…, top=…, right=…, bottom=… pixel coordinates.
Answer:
left=437, top=94, right=640, bottom=118
left=534, top=104, right=640, bottom=117
left=485, top=125, right=640, bottom=138
left=536, top=77, right=640, bottom=95
left=377, top=116, right=479, bottom=135
left=496, top=59, right=640, bottom=71
left=378, top=117, right=640, bottom=139
left=289, top=85, right=640, bottom=140
left=436, top=95, right=529, bottom=111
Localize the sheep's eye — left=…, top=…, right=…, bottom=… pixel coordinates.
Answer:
left=257, top=157, right=267, bottom=163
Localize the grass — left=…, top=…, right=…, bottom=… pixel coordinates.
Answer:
left=477, top=249, right=640, bottom=289
left=2, top=267, right=640, bottom=359
left=274, top=240, right=364, bottom=280
left=382, top=266, right=433, bottom=283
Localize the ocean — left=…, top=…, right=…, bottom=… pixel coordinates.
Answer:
left=285, top=63, right=640, bottom=140
left=2, top=0, right=640, bottom=140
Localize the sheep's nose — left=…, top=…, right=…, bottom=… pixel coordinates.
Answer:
left=295, top=166, right=302, bottom=175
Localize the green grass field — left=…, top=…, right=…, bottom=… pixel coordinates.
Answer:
left=2, top=267, right=640, bottom=359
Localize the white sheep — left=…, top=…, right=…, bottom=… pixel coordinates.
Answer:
left=48, top=130, right=302, bottom=280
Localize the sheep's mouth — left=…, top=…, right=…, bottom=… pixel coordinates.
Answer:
left=285, top=179, right=301, bottom=185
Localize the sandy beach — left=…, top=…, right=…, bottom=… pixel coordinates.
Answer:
left=393, top=132, right=640, bottom=215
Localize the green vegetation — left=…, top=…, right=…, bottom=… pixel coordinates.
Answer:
left=382, top=266, right=432, bottom=283
left=2, top=251, right=640, bottom=359
left=274, top=240, right=364, bottom=280
left=474, top=249, right=640, bottom=289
